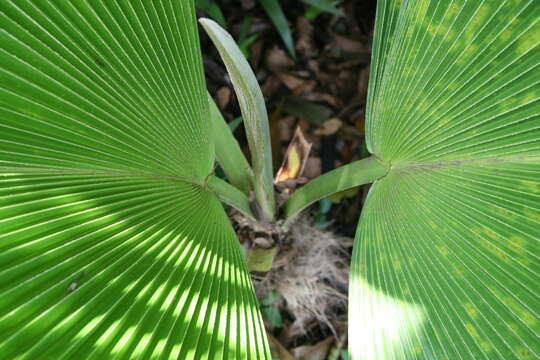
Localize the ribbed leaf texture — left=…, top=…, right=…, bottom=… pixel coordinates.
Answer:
left=0, top=1, right=269, bottom=358
left=352, top=0, right=539, bottom=359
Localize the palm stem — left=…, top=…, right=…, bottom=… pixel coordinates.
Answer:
left=285, top=155, right=388, bottom=221
left=207, top=175, right=256, bottom=221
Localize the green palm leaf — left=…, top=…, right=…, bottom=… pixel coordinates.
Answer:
left=0, top=1, right=269, bottom=358
left=352, top=0, right=539, bottom=359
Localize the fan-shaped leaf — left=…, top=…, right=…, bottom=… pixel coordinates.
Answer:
left=0, top=1, right=269, bottom=358
left=353, top=0, right=539, bottom=359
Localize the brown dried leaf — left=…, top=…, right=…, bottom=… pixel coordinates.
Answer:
left=328, top=58, right=369, bottom=71
left=261, top=75, right=282, bottom=98
left=296, top=17, right=317, bottom=58
left=216, top=86, right=231, bottom=109
left=249, top=38, right=265, bottom=69
left=302, top=92, right=342, bottom=108
left=314, top=118, right=343, bottom=136
left=357, top=66, right=370, bottom=100
left=269, top=335, right=295, bottom=360
left=303, top=156, right=322, bottom=179
left=330, top=33, right=368, bottom=53
left=354, top=113, right=366, bottom=134
left=292, top=336, right=334, bottom=360
left=307, top=59, right=320, bottom=76
left=278, top=73, right=308, bottom=91
left=292, top=80, right=317, bottom=96
left=266, top=46, right=294, bottom=73
left=278, top=115, right=296, bottom=142
left=275, top=126, right=312, bottom=188
left=241, top=0, right=255, bottom=10
left=341, top=123, right=363, bottom=139
left=336, top=70, right=355, bottom=90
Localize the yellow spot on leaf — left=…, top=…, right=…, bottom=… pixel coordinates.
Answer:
left=465, top=323, right=479, bottom=338
left=501, top=296, right=535, bottom=330
left=487, top=284, right=503, bottom=297
left=523, top=208, right=540, bottom=223
left=471, top=227, right=483, bottom=237
left=515, top=24, right=540, bottom=55
left=438, top=247, right=450, bottom=256
left=516, top=346, right=533, bottom=359
left=499, top=28, right=513, bottom=42
left=437, top=118, right=450, bottom=129
left=448, top=81, right=458, bottom=91
left=416, top=0, right=429, bottom=18
left=522, top=311, right=537, bottom=328
left=467, top=44, right=479, bottom=56
left=508, top=236, right=525, bottom=254
left=402, top=287, right=411, bottom=297
left=466, top=2, right=491, bottom=42
left=437, top=24, right=449, bottom=37
left=494, top=207, right=514, bottom=219
left=447, top=4, right=460, bottom=18
left=445, top=29, right=456, bottom=41
left=520, top=180, right=539, bottom=193
left=452, top=265, right=465, bottom=278
left=494, top=248, right=510, bottom=262
left=483, top=227, right=498, bottom=239
left=499, top=96, right=516, bottom=109
left=464, top=303, right=479, bottom=319
left=480, top=341, right=492, bottom=353
left=509, top=323, right=520, bottom=333
left=427, top=23, right=439, bottom=37
left=520, top=92, right=536, bottom=106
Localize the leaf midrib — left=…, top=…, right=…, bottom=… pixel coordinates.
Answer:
left=391, top=154, right=540, bottom=171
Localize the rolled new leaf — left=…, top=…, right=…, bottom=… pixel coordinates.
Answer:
left=200, top=18, right=276, bottom=222
left=208, top=93, right=254, bottom=195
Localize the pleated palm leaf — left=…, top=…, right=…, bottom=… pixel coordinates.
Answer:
left=0, top=1, right=268, bottom=359
left=350, top=0, right=539, bottom=359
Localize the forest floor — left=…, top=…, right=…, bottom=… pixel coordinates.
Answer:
left=198, top=1, right=377, bottom=358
